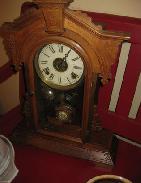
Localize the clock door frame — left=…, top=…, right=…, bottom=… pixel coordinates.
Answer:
left=20, top=31, right=97, bottom=143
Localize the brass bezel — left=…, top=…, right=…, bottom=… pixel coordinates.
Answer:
left=34, top=41, right=85, bottom=90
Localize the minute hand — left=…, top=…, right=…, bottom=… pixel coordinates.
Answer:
left=63, top=49, right=71, bottom=62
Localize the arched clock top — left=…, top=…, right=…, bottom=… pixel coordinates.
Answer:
left=18, top=34, right=95, bottom=91
left=0, top=0, right=130, bottom=83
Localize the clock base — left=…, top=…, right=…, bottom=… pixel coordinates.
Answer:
left=10, top=123, right=116, bottom=169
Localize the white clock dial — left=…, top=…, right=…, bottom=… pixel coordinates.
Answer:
left=34, top=43, right=84, bottom=90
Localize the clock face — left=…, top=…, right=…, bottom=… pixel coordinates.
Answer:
left=34, top=43, right=84, bottom=90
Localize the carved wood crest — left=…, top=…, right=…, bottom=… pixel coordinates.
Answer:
left=0, top=0, right=130, bottom=83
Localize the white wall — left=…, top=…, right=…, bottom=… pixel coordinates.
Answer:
left=0, top=0, right=141, bottom=114
left=0, top=0, right=31, bottom=67
left=70, top=0, right=141, bottom=18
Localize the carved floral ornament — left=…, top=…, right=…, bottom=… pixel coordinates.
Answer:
left=0, top=0, right=130, bottom=83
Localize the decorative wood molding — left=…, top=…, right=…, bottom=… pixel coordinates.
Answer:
left=64, top=9, right=130, bottom=83
left=33, top=0, right=73, bottom=5
left=0, top=27, right=21, bottom=71
left=23, top=133, right=114, bottom=167
left=41, top=7, right=65, bottom=33
left=33, top=0, right=72, bottom=33
left=0, top=3, right=130, bottom=83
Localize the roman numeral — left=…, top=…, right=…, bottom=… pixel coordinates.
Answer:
left=49, top=45, right=55, bottom=53
left=58, top=44, right=63, bottom=53
left=73, top=65, right=82, bottom=69
left=41, top=61, right=48, bottom=64
left=42, top=52, right=49, bottom=57
left=71, top=72, right=79, bottom=79
left=72, top=56, right=79, bottom=61
left=67, top=77, right=71, bottom=84
left=43, top=67, right=50, bottom=75
left=58, top=77, right=61, bottom=83
left=49, top=73, right=54, bottom=80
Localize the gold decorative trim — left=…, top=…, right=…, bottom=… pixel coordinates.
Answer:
left=86, top=175, right=132, bottom=183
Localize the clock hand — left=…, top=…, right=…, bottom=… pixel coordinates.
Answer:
left=63, top=49, right=71, bottom=62
left=61, top=49, right=71, bottom=69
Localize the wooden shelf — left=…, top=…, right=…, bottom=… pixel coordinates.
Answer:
left=10, top=121, right=115, bottom=168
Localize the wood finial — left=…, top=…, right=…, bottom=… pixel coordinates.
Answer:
left=33, top=0, right=73, bottom=7
left=33, top=0, right=73, bottom=33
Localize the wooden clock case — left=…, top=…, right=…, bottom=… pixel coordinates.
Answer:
left=0, top=0, right=130, bottom=167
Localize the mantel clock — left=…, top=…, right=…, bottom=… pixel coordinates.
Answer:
left=0, top=0, right=130, bottom=167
